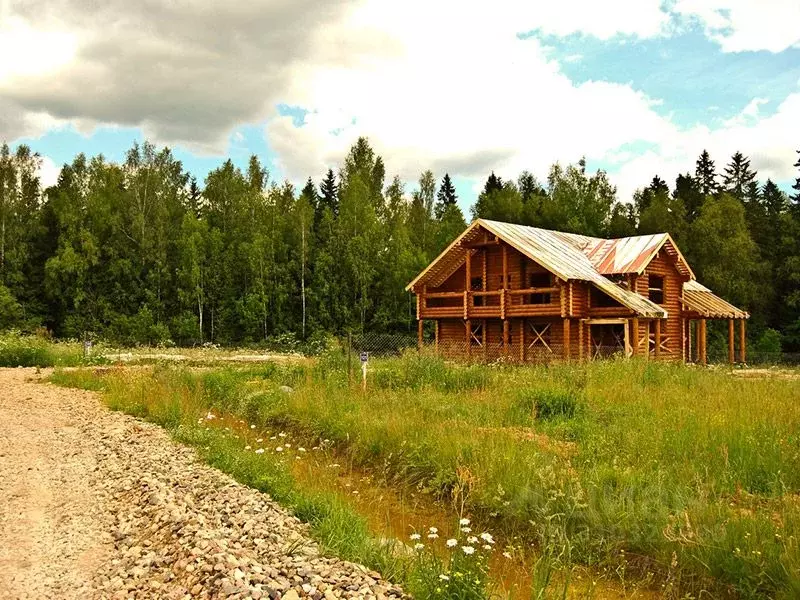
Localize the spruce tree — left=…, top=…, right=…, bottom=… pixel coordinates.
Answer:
left=319, top=169, right=338, bottom=216
left=792, top=149, right=800, bottom=204
left=435, top=173, right=457, bottom=219
left=723, top=151, right=757, bottom=199
left=695, top=150, right=718, bottom=197
left=483, top=172, right=503, bottom=195
left=674, top=172, right=704, bottom=222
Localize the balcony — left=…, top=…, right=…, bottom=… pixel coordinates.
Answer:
left=418, top=287, right=562, bottom=320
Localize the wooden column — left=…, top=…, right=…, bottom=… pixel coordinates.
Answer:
left=654, top=319, right=661, bottom=360
left=418, top=319, right=424, bottom=350
left=728, top=319, right=735, bottom=364
left=435, top=320, right=439, bottom=355
left=465, top=319, right=471, bottom=360
left=681, top=318, right=686, bottom=363
left=739, top=319, right=746, bottom=363
left=502, top=319, right=509, bottom=356
left=631, top=318, right=639, bottom=357
left=563, top=318, right=571, bottom=361
left=699, top=319, right=707, bottom=365
left=688, top=320, right=693, bottom=362
left=502, top=244, right=508, bottom=290
left=482, top=319, right=487, bottom=361
left=578, top=320, right=584, bottom=361
left=519, top=319, right=525, bottom=362
left=465, top=250, right=471, bottom=288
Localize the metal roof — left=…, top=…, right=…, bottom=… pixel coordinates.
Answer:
left=682, top=280, right=749, bottom=319
left=406, top=220, right=669, bottom=318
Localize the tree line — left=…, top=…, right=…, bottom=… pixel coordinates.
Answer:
left=1, top=138, right=799, bottom=352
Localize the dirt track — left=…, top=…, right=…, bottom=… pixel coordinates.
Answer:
left=0, top=369, right=402, bottom=599
left=0, top=368, right=113, bottom=599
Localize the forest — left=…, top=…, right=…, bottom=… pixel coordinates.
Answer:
left=1, top=138, right=799, bottom=353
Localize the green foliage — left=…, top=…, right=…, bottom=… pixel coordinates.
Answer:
left=0, top=141, right=798, bottom=353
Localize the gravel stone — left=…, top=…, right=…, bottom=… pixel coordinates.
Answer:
left=0, top=368, right=406, bottom=599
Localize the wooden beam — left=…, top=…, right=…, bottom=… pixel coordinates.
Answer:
left=435, top=320, right=439, bottom=355
left=465, top=319, right=471, bottom=361
left=631, top=318, right=639, bottom=357
left=503, top=319, right=509, bottom=356
left=418, top=319, right=424, bottom=350
left=465, top=250, right=471, bottom=290
left=462, top=239, right=501, bottom=249
left=739, top=319, right=746, bottom=363
left=578, top=320, right=584, bottom=361
left=654, top=319, right=661, bottom=360
left=482, top=251, right=487, bottom=291
left=688, top=319, right=692, bottom=362
left=563, top=318, right=571, bottom=361
left=728, top=319, right=735, bottom=364
left=560, top=281, right=566, bottom=317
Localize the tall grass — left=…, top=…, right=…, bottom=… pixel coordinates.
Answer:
left=0, top=333, right=104, bottom=367
left=53, top=355, right=800, bottom=598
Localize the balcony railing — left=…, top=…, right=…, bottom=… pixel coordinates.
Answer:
left=419, top=287, right=562, bottom=319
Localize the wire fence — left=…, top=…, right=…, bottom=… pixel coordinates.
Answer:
left=336, top=331, right=800, bottom=367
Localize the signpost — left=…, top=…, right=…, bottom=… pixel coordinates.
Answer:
left=360, top=351, right=368, bottom=391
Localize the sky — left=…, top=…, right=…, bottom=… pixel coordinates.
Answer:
left=2, top=0, right=799, bottom=215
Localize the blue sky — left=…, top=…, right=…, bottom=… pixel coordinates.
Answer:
left=3, top=1, right=799, bottom=214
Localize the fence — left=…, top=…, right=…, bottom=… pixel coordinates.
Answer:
left=336, top=331, right=800, bottom=367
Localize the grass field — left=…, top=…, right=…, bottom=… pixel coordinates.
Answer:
left=51, top=351, right=800, bottom=599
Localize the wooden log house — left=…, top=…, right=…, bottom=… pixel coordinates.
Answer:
left=407, top=219, right=748, bottom=363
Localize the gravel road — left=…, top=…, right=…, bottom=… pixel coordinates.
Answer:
left=0, top=368, right=404, bottom=599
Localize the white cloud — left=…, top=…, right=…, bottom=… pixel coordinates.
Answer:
left=0, top=17, right=78, bottom=81
left=269, top=1, right=678, bottom=183
left=674, top=0, right=800, bottom=52
left=37, top=155, right=61, bottom=188
left=610, top=94, right=800, bottom=201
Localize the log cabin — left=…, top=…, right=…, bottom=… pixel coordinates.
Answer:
left=406, top=219, right=748, bottom=363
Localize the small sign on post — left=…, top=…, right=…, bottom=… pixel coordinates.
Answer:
left=360, top=351, right=368, bottom=391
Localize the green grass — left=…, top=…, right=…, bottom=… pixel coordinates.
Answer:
left=52, top=353, right=800, bottom=599
left=0, top=333, right=104, bottom=367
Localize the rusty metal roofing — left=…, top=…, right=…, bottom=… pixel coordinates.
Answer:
left=406, top=220, right=668, bottom=318
left=583, top=233, right=694, bottom=278
left=682, top=280, right=749, bottom=319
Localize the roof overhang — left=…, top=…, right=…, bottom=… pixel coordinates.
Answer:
left=681, top=281, right=749, bottom=319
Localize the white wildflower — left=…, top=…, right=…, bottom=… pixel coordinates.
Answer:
left=275, top=446, right=283, bottom=452
left=414, top=543, right=425, bottom=551
left=459, top=518, right=470, bottom=526
left=255, top=449, right=265, bottom=454
left=480, top=532, right=495, bottom=544
left=483, top=544, right=492, bottom=550
left=467, top=536, right=478, bottom=544
left=446, top=539, right=458, bottom=548
left=439, top=574, right=449, bottom=581
left=502, top=552, right=512, bottom=559
left=461, top=527, right=472, bottom=533
left=410, top=533, right=421, bottom=541
left=427, top=533, right=439, bottom=539
left=244, top=445, right=251, bottom=450
left=250, top=424, right=255, bottom=429
left=429, top=527, right=438, bottom=534
left=461, top=546, right=475, bottom=555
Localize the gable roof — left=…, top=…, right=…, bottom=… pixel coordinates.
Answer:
left=406, top=219, right=674, bottom=318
